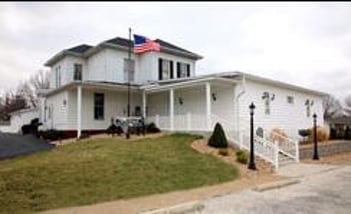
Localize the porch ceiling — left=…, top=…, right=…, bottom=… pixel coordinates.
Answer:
left=144, top=77, right=239, bottom=94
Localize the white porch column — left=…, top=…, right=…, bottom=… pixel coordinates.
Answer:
left=169, top=88, right=174, bottom=131
left=206, top=82, right=212, bottom=130
left=77, top=85, right=82, bottom=139
left=142, top=91, right=147, bottom=118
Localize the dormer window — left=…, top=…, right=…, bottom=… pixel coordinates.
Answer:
left=74, top=64, right=83, bottom=81
left=177, top=62, right=190, bottom=78
left=158, top=58, right=173, bottom=80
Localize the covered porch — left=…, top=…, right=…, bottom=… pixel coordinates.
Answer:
left=143, top=77, right=239, bottom=133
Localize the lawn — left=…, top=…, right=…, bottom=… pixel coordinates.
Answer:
left=0, top=133, right=238, bottom=213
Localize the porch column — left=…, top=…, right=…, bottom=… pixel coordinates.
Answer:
left=206, top=82, right=212, bottom=130
left=77, top=85, right=82, bottom=139
left=169, top=88, right=174, bottom=131
left=142, top=91, right=147, bottom=118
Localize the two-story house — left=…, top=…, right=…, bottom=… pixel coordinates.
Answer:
left=39, top=35, right=328, bottom=167
left=37, top=35, right=329, bottom=168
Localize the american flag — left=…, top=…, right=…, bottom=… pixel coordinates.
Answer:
left=133, top=34, right=161, bottom=54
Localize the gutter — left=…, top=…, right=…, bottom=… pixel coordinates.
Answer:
left=235, top=73, right=246, bottom=136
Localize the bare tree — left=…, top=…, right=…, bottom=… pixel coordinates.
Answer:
left=29, top=69, right=50, bottom=91
left=323, top=95, right=344, bottom=119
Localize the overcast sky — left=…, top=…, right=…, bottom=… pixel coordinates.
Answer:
left=1, top=2, right=350, bottom=104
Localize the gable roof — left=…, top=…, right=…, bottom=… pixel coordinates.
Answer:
left=45, top=36, right=202, bottom=66
left=67, top=44, right=93, bottom=54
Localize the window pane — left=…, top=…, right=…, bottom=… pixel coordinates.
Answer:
left=94, top=93, right=104, bottom=120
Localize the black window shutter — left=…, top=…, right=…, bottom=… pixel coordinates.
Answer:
left=177, top=62, right=180, bottom=78
left=170, top=61, right=173, bottom=79
left=158, top=58, right=163, bottom=80
left=186, top=64, right=190, bottom=77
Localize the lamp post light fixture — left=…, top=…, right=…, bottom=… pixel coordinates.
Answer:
left=248, top=102, right=257, bottom=170
left=313, top=113, right=319, bottom=160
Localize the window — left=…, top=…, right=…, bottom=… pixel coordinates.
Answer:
left=305, top=99, right=313, bottom=117
left=55, top=66, right=61, bottom=87
left=94, top=93, right=104, bottom=120
left=124, top=59, right=135, bottom=82
left=177, top=62, right=190, bottom=78
left=287, top=96, right=294, bottom=104
left=158, top=58, right=173, bottom=80
left=74, top=64, right=83, bottom=81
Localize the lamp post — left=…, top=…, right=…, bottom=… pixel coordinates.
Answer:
left=126, top=28, right=132, bottom=139
left=312, top=113, right=319, bottom=160
left=248, top=102, right=257, bottom=170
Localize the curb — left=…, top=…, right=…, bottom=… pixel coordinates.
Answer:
left=252, top=179, right=300, bottom=192
left=138, top=200, right=204, bottom=214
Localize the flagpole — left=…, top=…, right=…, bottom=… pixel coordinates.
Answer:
left=126, top=27, right=131, bottom=139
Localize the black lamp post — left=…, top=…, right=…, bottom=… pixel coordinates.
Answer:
left=313, top=113, right=319, bottom=160
left=248, top=102, right=257, bottom=170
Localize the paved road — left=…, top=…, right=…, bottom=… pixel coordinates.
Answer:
left=201, top=164, right=351, bottom=214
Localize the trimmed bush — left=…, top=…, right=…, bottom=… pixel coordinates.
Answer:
left=208, top=123, right=228, bottom=148
left=146, top=122, right=160, bottom=133
left=236, top=149, right=248, bottom=164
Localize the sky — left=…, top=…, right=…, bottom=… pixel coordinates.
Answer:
left=0, top=2, right=350, bottom=104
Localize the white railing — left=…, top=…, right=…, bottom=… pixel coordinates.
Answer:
left=241, top=131, right=278, bottom=168
left=270, top=131, right=299, bottom=162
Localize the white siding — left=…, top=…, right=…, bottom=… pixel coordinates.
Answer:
left=66, top=88, right=142, bottom=130
left=48, top=56, right=86, bottom=89
left=137, top=52, right=196, bottom=83
left=237, top=80, right=325, bottom=139
left=44, top=91, right=68, bottom=130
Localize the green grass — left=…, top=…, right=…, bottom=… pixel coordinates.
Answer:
left=0, top=133, right=238, bottom=213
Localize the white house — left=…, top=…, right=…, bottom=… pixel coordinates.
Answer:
left=39, top=35, right=327, bottom=168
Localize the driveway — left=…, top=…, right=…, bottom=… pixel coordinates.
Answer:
left=0, top=132, right=54, bottom=160
left=201, top=164, right=351, bottom=214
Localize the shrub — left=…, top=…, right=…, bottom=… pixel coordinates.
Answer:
left=39, top=129, right=64, bottom=141
left=345, top=126, right=351, bottom=140
left=329, top=128, right=337, bottom=139
left=236, top=149, right=248, bottom=164
left=308, top=126, right=329, bottom=142
left=218, top=148, right=229, bottom=156
left=208, top=123, right=228, bottom=148
left=298, top=129, right=311, bottom=138
left=146, top=122, right=160, bottom=133
left=107, top=124, right=124, bottom=136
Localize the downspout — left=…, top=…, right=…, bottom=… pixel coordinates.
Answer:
left=235, top=73, right=246, bottom=139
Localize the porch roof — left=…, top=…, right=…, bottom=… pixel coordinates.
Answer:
left=43, top=81, right=141, bottom=97
left=142, top=76, right=240, bottom=93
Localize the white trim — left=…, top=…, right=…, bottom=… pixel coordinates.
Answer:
left=77, top=85, right=82, bottom=138
left=169, top=89, right=174, bottom=131
left=142, top=91, right=147, bottom=118
left=206, top=82, right=212, bottom=131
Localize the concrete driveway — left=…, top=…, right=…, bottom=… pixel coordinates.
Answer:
left=201, top=164, right=351, bottom=214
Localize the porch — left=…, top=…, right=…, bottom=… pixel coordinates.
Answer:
left=143, top=78, right=238, bottom=133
